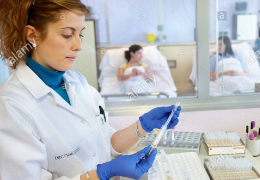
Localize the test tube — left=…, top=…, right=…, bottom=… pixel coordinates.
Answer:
left=160, top=149, right=167, bottom=162
left=163, top=131, right=167, bottom=146
left=171, top=127, right=175, bottom=146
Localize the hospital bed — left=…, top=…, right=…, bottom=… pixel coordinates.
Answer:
left=98, top=46, right=177, bottom=100
left=189, top=42, right=260, bottom=96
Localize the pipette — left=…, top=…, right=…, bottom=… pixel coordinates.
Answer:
left=148, top=102, right=180, bottom=156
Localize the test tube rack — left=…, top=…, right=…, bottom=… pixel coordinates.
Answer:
left=137, top=131, right=202, bottom=154
left=204, top=156, right=260, bottom=180
left=202, top=132, right=246, bottom=156
left=148, top=152, right=210, bottom=180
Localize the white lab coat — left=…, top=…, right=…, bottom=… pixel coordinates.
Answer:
left=0, top=62, right=121, bottom=180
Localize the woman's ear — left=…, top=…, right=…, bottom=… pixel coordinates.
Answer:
left=130, top=51, right=134, bottom=57
left=24, top=25, right=39, bottom=46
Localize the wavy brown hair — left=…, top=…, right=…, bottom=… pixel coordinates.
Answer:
left=0, top=0, right=90, bottom=69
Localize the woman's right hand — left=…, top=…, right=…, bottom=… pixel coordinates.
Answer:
left=132, top=68, right=138, bottom=76
left=224, top=70, right=239, bottom=76
left=96, top=146, right=157, bottom=180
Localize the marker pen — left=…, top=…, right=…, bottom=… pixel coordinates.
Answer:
left=250, top=122, right=254, bottom=134
left=252, top=121, right=256, bottom=128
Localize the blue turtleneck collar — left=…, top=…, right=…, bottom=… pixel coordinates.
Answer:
left=25, top=56, right=65, bottom=86
left=25, top=55, right=71, bottom=105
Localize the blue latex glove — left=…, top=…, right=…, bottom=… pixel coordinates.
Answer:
left=96, top=146, right=157, bottom=180
left=139, top=105, right=181, bottom=133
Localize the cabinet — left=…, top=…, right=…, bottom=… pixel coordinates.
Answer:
left=233, top=14, right=258, bottom=40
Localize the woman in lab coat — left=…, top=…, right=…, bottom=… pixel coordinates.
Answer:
left=0, top=1, right=181, bottom=180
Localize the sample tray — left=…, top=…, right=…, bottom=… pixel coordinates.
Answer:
left=204, top=156, right=260, bottom=180
left=202, top=132, right=246, bottom=156
left=148, top=152, right=210, bottom=180
left=137, top=131, right=202, bottom=154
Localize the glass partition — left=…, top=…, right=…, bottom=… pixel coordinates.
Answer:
left=209, top=0, right=260, bottom=97
left=83, top=0, right=198, bottom=101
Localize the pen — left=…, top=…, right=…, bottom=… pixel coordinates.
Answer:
left=99, top=106, right=106, bottom=122
left=251, top=122, right=254, bottom=134
left=251, top=121, right=256, bottom=128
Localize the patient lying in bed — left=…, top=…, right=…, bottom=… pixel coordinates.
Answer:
left=118, top=45, right=156, bottom=93
left=210, top=36, right=254, bottom=93
left=210, top=36, right=249, bottom=81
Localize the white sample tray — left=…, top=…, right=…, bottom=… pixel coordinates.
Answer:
left=148, top=152, right=210, bottom=180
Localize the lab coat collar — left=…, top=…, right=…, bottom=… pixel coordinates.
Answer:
left=16, top=62, right=51, bottom=99
left=62, top=72, right=79, bottom=84
left=16, top=62, right=99, bottom=119
left=16, top=62, right=79, bottom=99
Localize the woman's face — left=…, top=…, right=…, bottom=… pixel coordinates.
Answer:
left=131, top=49, right=143, bottom=62
left=218, top=39, right=225, bottom=54
left=31, top=11, right=85, bottom=71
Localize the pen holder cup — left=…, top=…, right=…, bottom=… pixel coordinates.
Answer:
left=246, top=138, right=260, bottom=157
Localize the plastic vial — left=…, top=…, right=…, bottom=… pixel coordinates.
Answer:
left=163, top=131, right=167, bottom=146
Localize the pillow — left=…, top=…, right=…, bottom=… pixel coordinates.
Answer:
left=107, top=48, right=128, bottom=68
left=232, top=42, right=260, bottom=71
left=100, top=46, right=166, bottom=71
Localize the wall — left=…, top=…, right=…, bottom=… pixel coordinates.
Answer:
left=81, top=0, right=108, bottom=44
left=0, top=60, right=9, bottom=84
left=209, top=0, right=259, bottom=40
left=81, top=0, right=259, bottom=45
left=106, top=0, right=196, bottom=45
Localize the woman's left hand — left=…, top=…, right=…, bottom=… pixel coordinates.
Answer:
left=139, top=105, right=181, bottom=133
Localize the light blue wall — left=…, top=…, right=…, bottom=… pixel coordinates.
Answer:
left=81, top=0, right=108, bottom=44
left=0, top=59, right=9, bottom=84
left=82, top=0, right=260, bottom=45
left=162, top=0, right=196, bottom=43
left=107, top=0, right=159, bottom=45
left=209, top=0, right=259, bottom=40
